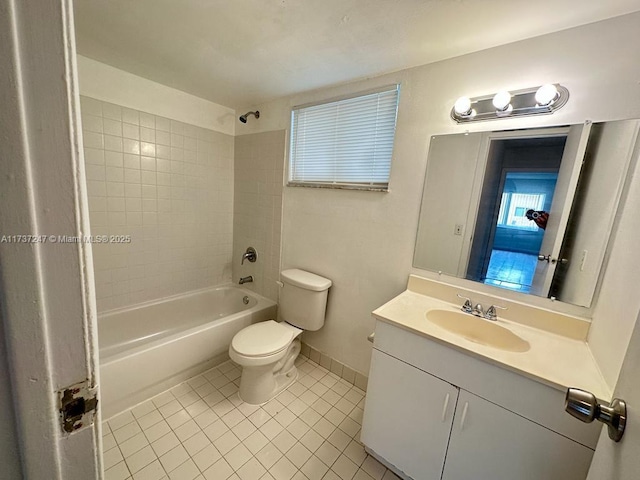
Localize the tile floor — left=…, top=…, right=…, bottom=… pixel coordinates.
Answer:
left=102, top=356, right=399, bottom=480
left=484, top=249, right=538, bottom=293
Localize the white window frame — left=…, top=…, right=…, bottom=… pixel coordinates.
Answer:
left=287, top=85, right=400, bottom=191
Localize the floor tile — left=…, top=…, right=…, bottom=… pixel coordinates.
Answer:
left=144, top=421, right=171, bottom=443
left=120, top=432, right=150, bottom=458
left=105, top=461, right=130, bottom=480
left=168, top=458, right=200, bottom=480
left=214, top=430, right=241, bottom=455
left=273, top=430, right=297, bottom=454
left=300, top=455, right=329, bottom=480
left=225, top=443, right=253, bottom=470
left=237, top=457, right=267, bottom=480
left=125, top=445, right=157, bottom=474
left=151, top=432, right=180, bottom=457
left=256, top=443, right=283, bottom=470
left=192, top=443, right=222, bottom=471
left=132, top=459, right=165, bottom=480
left=174, top=419, right=200, bottom=442
left=203, top=458, right=234, bottom=480
left=361, top=456, right=386, bottom=480
left=285, top=442, right=312, bottom=469
left=103, top=433, right=117, bottom=451
left=110, top=411, right=136, bottom=431
left=104, top=446, right=124, bottom=470
left=332, top=454, right=358, bottom=480
left=103, top=358, right=388, bottom=480
left=182, top=431, right=211, bottom=456
left=159, top=444, right=189, bottom=472
left=270, top=456, right=297, bottom=480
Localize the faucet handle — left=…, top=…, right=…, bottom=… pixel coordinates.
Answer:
left=241, top=247, right=257, bottom=265
left=456, top=293, right=473, bottom=313
left=486, top=304, right=507, bottom=320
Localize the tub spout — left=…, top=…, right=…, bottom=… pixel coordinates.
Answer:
left=239, top=276, right=253, bottom=285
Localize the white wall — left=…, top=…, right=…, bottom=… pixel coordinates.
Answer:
left=77, top=56, right=236, bottom=136
left=587, top=138, right=640, bottom=388
left=235, top=12, right=640, bottom=376
left=587, top=309, right=640, bottom=480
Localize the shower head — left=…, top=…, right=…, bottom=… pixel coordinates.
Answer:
left=239, top=110, right=260, bottom=123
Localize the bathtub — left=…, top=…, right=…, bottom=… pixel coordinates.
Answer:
left=99, top=285, right=277, bottom=418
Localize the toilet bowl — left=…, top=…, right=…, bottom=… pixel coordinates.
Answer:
left=229, top=320, right=303, bottom=404
left=229, top=269, right=331, bottom=405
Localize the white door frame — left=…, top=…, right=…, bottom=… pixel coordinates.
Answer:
left=0, top=0, right=102, bottom=478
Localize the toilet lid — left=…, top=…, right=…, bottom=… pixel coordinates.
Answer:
left=232, top=320, right=296, bottom=357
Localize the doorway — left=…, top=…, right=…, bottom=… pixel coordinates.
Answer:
left=484, top=171, right=559, bottom=292
left=467, top=136, right=567, bottom=291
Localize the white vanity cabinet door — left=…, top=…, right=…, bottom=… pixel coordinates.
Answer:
left=361, top=349, right=459, bottom=480
left=442, top=390, right=594, bottom=480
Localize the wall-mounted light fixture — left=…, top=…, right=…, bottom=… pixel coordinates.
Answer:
left=451, top=84, right=569, bottom=123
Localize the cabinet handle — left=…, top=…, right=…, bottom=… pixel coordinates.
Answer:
left=441, top=393, right=450, bottom=422
left=459, top=401, right=469, bottom=431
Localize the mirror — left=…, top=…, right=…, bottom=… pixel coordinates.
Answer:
left=414, top=119, right=640, bottom=308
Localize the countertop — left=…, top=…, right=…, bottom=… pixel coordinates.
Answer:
left=373, top=289, right=612, bottom=402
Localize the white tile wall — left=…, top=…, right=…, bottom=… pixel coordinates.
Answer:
left=80, top=96, right=235, bottom=312
left=232, top=132, right=285, bottom=301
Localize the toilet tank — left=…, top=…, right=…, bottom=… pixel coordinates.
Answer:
left=279, top=269, right=332, bottom=331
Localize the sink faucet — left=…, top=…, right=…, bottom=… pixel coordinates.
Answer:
left=239, top=276, right=253, bottom=285
left=456, top=294, right=507, bottom=321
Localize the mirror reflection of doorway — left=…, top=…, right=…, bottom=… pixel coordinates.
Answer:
left=485, top=172, right=558, bottom=292
left=466, top=136, right=567, bottom=292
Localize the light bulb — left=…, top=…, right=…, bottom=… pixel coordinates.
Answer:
left=493, top=91, right=511, bottom=111
left=454, top=96, right=472, bottom=116
left=535, top=84, right=559, bottom=106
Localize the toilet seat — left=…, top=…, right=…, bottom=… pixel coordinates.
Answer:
left=231, top=320, right=300, bottom=358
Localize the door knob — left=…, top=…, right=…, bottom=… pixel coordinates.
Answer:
left=537, top=255, right=568, bottom=265
left=565, top=388, right=626, bottom=442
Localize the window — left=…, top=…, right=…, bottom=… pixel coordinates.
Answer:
left=288, top=85, right=400, bottom=191
left=497, top=192, right=546, bottom=230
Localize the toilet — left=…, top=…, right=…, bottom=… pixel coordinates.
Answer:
left=229, top=269, right=332, bottom=405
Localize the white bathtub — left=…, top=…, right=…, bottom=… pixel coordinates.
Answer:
left=99, top=285, right=277, bottom=418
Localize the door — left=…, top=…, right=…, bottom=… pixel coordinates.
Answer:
left=442, top=390, right=594, bottom=480
left=0, top=1, right=102, bottom=478
left=361, top=349, right=459, bottom=480
left=530, top=123, right=592, bottom=296
left=586, top=310, right=640, bottom=479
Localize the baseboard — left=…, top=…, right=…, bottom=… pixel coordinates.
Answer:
left=300, top=342, right=368, bottom=391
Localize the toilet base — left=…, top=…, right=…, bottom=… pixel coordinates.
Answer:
left=237, top=339, right=301, bottom=405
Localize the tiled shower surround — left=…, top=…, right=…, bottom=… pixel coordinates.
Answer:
left=80, top=96, right=234, bottom=312
left=233, top=131, right=285, bottom=302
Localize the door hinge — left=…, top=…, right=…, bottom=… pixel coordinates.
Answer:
left=58, top=380, right=99, bottom=434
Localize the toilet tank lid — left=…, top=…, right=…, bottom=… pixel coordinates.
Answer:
left=281, top=269, right=332, bottom=291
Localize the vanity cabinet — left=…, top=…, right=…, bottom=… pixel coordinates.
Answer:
left=361, top=321, right=597, bottom=480
left=364, top=349, right=458, bottom=480
left=442, top=390, right=592, bottom=480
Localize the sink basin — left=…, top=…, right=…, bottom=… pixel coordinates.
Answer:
left=426, top=309, right=530, bottom=353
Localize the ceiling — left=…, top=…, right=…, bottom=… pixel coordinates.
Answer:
left=73, top=0, right=640, bottom=109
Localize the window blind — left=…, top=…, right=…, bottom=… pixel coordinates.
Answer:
left=289, top=85, right=400, bottom=190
